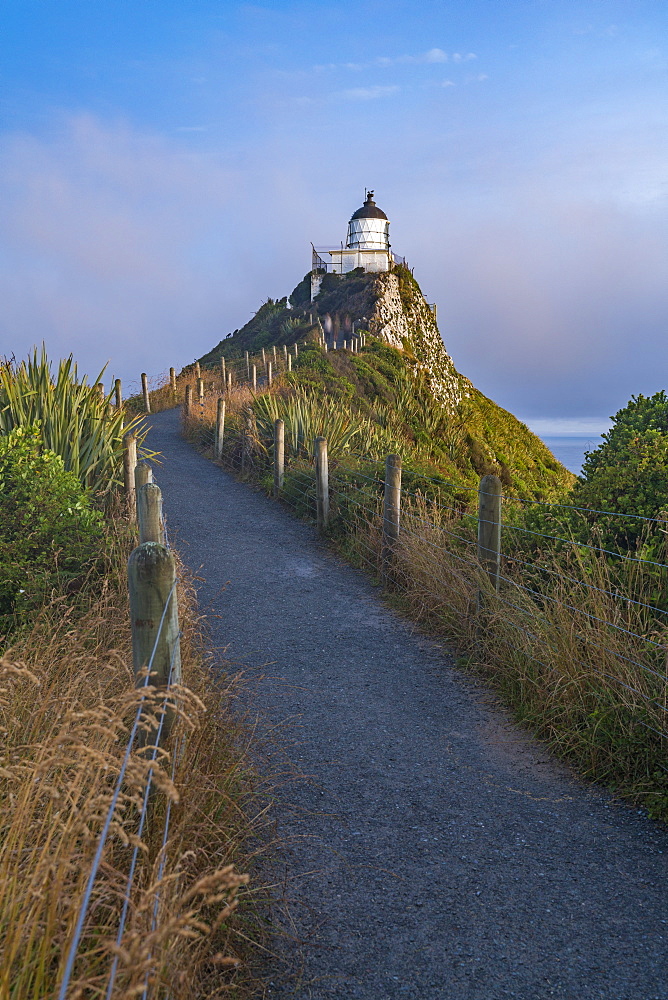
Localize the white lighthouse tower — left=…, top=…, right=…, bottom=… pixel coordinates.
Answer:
left=311, top=191, right=404, bottom=301
left=345, top=190, right=390, bottom=253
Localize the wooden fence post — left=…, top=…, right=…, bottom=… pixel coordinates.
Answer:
left=128, top=542, right=181, bottom=743
left=123, top=432, right=137, bottom=522
left=197, top=377, right=204, bottom=409
left=137, top=483, right=165, bottom=545
left=267, top=361, right=273, bottom=387
left=283, top=344, right=288, bottom=364
left=220, top=356, right=226, bottom=382
left=135, top=461, right=153, bottom=491
left=323, top=341, right=328, bottom=353
left=252, top=364, right=257, bottom=391
left=195, top=361, right=201, bottom=380
left=262, top=348, right=266, bottom=366
left=274, top=419, right=285, bottom=496
left=114, top=378, right=122, bottom=409
left=215, top=397, right=226, bottom=460
left=382, top=454, right=402, bottom=577
left=241, top=409, right=253, bottom=474
left=273, top=345, right=277, bottom=361
left=245, top=350, right=250, bottom=379
left=288, top=354, right=292, bottom=372
left=227, top=371, right=232, bottom=392
left=478, top=474, right=502, bottom=593
left=170, top=367, right=176, bottom=394
left=294, top=343, right=298, bottom=358
left=141, top=373, right=151, bottom=414
left=184, top=384, right=192, bottom=417
left=314, top=436, right=329, bottom=530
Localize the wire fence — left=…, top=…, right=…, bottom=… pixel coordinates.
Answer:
left=56, top=464, right=189, bottom=999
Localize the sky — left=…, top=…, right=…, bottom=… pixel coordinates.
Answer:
left=1, top=0, right=666, bottom=428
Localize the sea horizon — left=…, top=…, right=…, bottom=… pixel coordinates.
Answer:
left=518, top=418, right=611, bottom=476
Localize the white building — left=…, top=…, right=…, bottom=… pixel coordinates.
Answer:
left=311, top=191, right=405, bottom=301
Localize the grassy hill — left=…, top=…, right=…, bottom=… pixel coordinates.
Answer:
left=198, top=266, right=573, bottom=499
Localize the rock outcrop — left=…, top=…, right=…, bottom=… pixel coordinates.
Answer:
left=364, top=269, right=472, bottom=410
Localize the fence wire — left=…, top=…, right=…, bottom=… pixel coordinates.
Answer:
left=58, top=579, right=179, bottom=1000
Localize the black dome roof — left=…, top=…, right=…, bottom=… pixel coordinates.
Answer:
left=350, top=190, right=388, bottom=221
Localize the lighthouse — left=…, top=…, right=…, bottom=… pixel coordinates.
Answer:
left=311, top=191, right=404, bottom=301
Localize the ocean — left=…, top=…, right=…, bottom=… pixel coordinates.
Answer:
left=540, top=435, right=602, bottom=476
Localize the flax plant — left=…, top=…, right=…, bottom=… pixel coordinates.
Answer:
left=253, top=388, right=400, bottom=459
left=0, top=348, right=147, bottom=495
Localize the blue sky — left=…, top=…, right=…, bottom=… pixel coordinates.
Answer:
left=1, top=1, right=666, bottom=427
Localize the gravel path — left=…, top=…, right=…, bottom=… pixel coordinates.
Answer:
left=147, top=408, right=667, bottom=1000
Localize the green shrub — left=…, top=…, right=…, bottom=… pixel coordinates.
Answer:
left=0, top=425, right=104, bottom=639
left=572, top=392, right=668, bottom=552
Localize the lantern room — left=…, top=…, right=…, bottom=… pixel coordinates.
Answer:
left=345, top=191, right=390, bottom=251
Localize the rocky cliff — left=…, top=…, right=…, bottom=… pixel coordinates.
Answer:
left=364, top=268, right=471, bottom=409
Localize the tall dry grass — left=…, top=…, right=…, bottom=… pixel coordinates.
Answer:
left=335, top=488, right=668, bottom=817
left=0, top=519, right=271, bottom=998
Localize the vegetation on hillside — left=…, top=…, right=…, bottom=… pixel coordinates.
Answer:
left=127, top=261, right=668, bottom=821
left=197, top=321, right=573, bottom=501
left=285, top=339, right=571, bottom=497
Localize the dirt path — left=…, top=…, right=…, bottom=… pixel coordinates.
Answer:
left=147, top=408, right=666, bottom=1000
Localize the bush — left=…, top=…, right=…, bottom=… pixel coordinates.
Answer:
left=0, top=425, right=104, bottom=639
left=572, top=391, right=668, bottom=552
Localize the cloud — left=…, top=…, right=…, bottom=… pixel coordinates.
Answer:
left=424, top=48, right=449, bottom=64
left=1, top=93, right=665, bottom=426
left=316, top=49, right=470, bottom=72
left=413, top=195, right=668, bottom=417
left=398, top=48, right=449, bottom=65
left=339, top=85, right=400, bottom=101
left=0, top=115, right=253, bottom=383
left=376, top=48, right=461, bottom=66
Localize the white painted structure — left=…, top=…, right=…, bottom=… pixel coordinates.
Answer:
left=311, top=191, right=404, bottom=300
